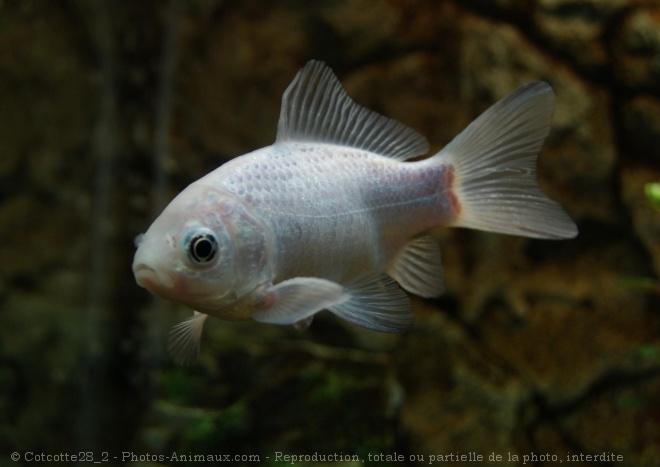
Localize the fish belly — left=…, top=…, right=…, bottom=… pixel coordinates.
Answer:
left=217, top=143, right=455, bottom=284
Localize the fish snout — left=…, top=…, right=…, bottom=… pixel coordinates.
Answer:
left=133, top=261, right=175, bottom=291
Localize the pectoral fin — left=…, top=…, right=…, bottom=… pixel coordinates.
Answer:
left=252, top=277, right=349, bottom=325
left=167, top=311, right=208, bottom=366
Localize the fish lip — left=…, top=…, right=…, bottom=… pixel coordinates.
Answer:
left=133, top=263, right=155, bottom=288
left=133, top=262, right=153, bottom=273
left=133, top=263, right=174, bottom=290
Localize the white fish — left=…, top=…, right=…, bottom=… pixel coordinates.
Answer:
left=133, top=60, right=577, bottom=365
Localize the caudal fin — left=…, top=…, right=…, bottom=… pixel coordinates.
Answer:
left=436, top=82, right=578, bottom=239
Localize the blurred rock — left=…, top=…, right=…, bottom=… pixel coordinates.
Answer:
left=533, top=0, right=631, bottom=75
left=560, top=377, right=660, bottom=465
left=0, top=1, right=94, bottom=191
left=621, top=166, right=660, bottom=275
left=622, top=95, right=660, bottom=165
left=0, top=193, right=85, bottom=278
left=613, top=6, right=660, bottom=92
left=397, top=307, right=531, bottom=458
left=136, top=332, right=399, bottom=459
left=343, top=53, right=461, bottom=149
left=176, top=2, right=309, bottom=168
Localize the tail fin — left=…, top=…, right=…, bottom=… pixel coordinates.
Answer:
left=436, top=82, right=578, bottom=239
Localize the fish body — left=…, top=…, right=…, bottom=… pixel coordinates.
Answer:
left=216, top=143, right=456, bottom=285
left=133, top=61, right=578, bottom=365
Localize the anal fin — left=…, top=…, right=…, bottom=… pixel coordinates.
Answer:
left=388, top=235, right=445, bottom=298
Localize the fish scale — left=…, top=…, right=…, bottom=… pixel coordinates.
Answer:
left=133, top=60, right=577, bottom=365
left=218, top=144, right=452, bottom=284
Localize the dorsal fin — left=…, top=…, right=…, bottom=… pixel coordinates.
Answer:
left=276, top=60, right=430, bottom=161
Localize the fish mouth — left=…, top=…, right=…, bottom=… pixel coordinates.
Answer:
left=133, top=263, right=174, bottom=290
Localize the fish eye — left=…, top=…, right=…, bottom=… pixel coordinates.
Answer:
left=185, top=229, right=219, bottom=265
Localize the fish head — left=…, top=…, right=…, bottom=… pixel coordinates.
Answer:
left=132, top=184, right=272, bottom=313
